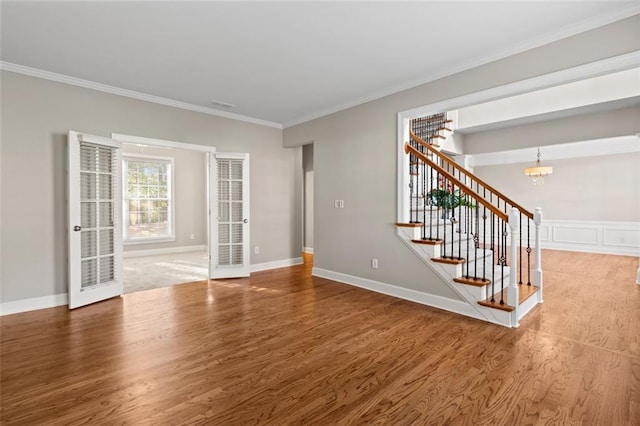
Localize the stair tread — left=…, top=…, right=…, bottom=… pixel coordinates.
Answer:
left=478, top=285, right=539, bottom=312
left=396, top=222, right=423, bottom=228
left=411, top=238, right=443, bottom=245
left=453, top=277, right=491, bottom=287
left=478, top=297, right=514, bottom=312
left=432, top=257, right=465, bottom=265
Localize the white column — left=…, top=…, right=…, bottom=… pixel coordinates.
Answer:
left=508, top=208, right=520, bottom=327
left=534, top=207, right=544, bottom=302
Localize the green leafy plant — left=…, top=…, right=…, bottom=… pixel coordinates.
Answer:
left=427, top=177, right=476, bottom=210
left=427, top=188, right=475, bottom=209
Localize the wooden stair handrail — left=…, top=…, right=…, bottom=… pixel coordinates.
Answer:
left=409, top=130, right=534, bottom=220
left=405, top=143, right=508, bottom=222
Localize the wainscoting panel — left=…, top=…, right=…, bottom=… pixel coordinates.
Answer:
left=541, top=220, right=639, bottom=256
left=552, top=225, right=599, bottom=245
left=602, top=227, right=640, bottom=248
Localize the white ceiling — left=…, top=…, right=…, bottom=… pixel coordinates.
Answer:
left=1, top=1, right=638, bottom=128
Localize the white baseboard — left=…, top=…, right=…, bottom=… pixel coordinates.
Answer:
left=1, top=256, right=303, bottom=316
left=251, top=257, right=303, bottom=273
left=124, top=244, right=207, bottom=258
left=303, top=247, right=314, bottom=254
left=1, top=293, right=68, bottom=316
left=312, top=267, right=478, bottom=319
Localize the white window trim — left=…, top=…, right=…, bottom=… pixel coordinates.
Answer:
left=122, top=153, right=176, bottom=245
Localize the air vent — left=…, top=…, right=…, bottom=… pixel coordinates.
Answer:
left=210, top=98, right=236, bottom=108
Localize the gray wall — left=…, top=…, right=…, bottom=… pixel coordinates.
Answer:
left=474, top=153, right=640, bottom=222
left=303, top=144, right=314, bottom=250
left=121, top=144, right=207, bottom=251
left=0, top=71, right=301, bottom=303
left=282, top=16, right=639, bottom=298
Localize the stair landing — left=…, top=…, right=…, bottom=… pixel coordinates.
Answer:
left=478, top=284, right=539, bottom=312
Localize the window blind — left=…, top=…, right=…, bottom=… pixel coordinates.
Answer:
left=217, top=159, right=244, bottom=266
left=80, top=143, right=118, bottom=289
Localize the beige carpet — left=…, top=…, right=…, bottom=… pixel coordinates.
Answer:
left=123, top=250, right=208, bottom=294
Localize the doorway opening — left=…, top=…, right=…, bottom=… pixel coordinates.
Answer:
left=120, top=142, right=209, bottom=293
left=115, top=137, right=212, bottom=294
left=303, top=143, right=314, bottom=267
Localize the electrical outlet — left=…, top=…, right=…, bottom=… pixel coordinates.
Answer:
left=371, top=258, right=378, bottom=269
left=339, top=200, right=345, bottom=208
left=334, top=200, right=340, bottom=208
left=254, top=246, right=260, bottom=254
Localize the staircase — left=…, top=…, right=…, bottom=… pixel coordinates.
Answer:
left=396, top=113, right=543, bottom=327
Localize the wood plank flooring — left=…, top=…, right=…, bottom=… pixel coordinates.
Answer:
left=1, top=250, right=639, bottom=425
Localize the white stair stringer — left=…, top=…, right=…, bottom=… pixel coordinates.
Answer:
left=397, top=225, right=516, bottom=327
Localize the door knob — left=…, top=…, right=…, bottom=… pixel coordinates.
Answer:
left=73, top=225, right=82, bottom=232
left=243, top=219, right=248, bottom=223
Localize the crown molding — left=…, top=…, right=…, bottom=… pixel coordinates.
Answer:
left=2, top=7, right=638, bottom=130
left=0, top=61, right=283, bottom=129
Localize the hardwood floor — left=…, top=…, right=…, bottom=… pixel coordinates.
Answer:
left=1, top=250, right=638, bottom=425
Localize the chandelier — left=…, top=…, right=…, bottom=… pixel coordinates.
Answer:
left=525, top=148, right=553, bottom=185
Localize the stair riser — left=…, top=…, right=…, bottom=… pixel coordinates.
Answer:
left=452, top=279, right=510, bottom=301
left=461, top=265, right=511, bottom=286
left=408, top=213, right=476, bottom=224
left=433, top=246, right=492, bottom=262
left=412, top=227, right=474, bottom=243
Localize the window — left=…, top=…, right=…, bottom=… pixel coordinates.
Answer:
left=123, top=155, right=174, bottom=243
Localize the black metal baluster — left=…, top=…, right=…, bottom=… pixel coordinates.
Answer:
left=457, top=187, right=462, bottom=260
left=527, top=218, right=532, bottom=285
left=501, top=202, right=508, bottom=304
left=500, top=219, right=506, bottom=305
left=421, top=154, right=427, bottom=239
left=490, top=210, right=495, bottom=303
left=409, top=154, right=417, bottom=223
left=450, top=178, right=455, bottom=259
left=438, top=172, right=443, bottom=251
left=414, top=160, right=419, bottom=223
left=497, top=198, right=502, bottom=266
left=429, top=166, right=434, bottom=240
left=482, top=188, right=487, bottom=283
left=519, top=212, right=523, bottom=285
left=465, top=192, right=470, bottom=278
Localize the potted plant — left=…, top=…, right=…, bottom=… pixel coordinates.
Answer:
left=427, top=176, right=475, bottom=219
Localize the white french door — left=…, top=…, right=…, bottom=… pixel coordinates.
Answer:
left=68, top=131, right=123, bottom=309
left=211, top=153, right=250, bottom=278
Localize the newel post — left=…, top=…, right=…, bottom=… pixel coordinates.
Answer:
left=534, top=207, right=544, bottom=302
left=508, top=208, right=520, bottom=327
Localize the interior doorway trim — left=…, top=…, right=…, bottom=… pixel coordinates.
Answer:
left=111, top=133, right=217, bottom=280
left=111, top=134, right=217, bottom=153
